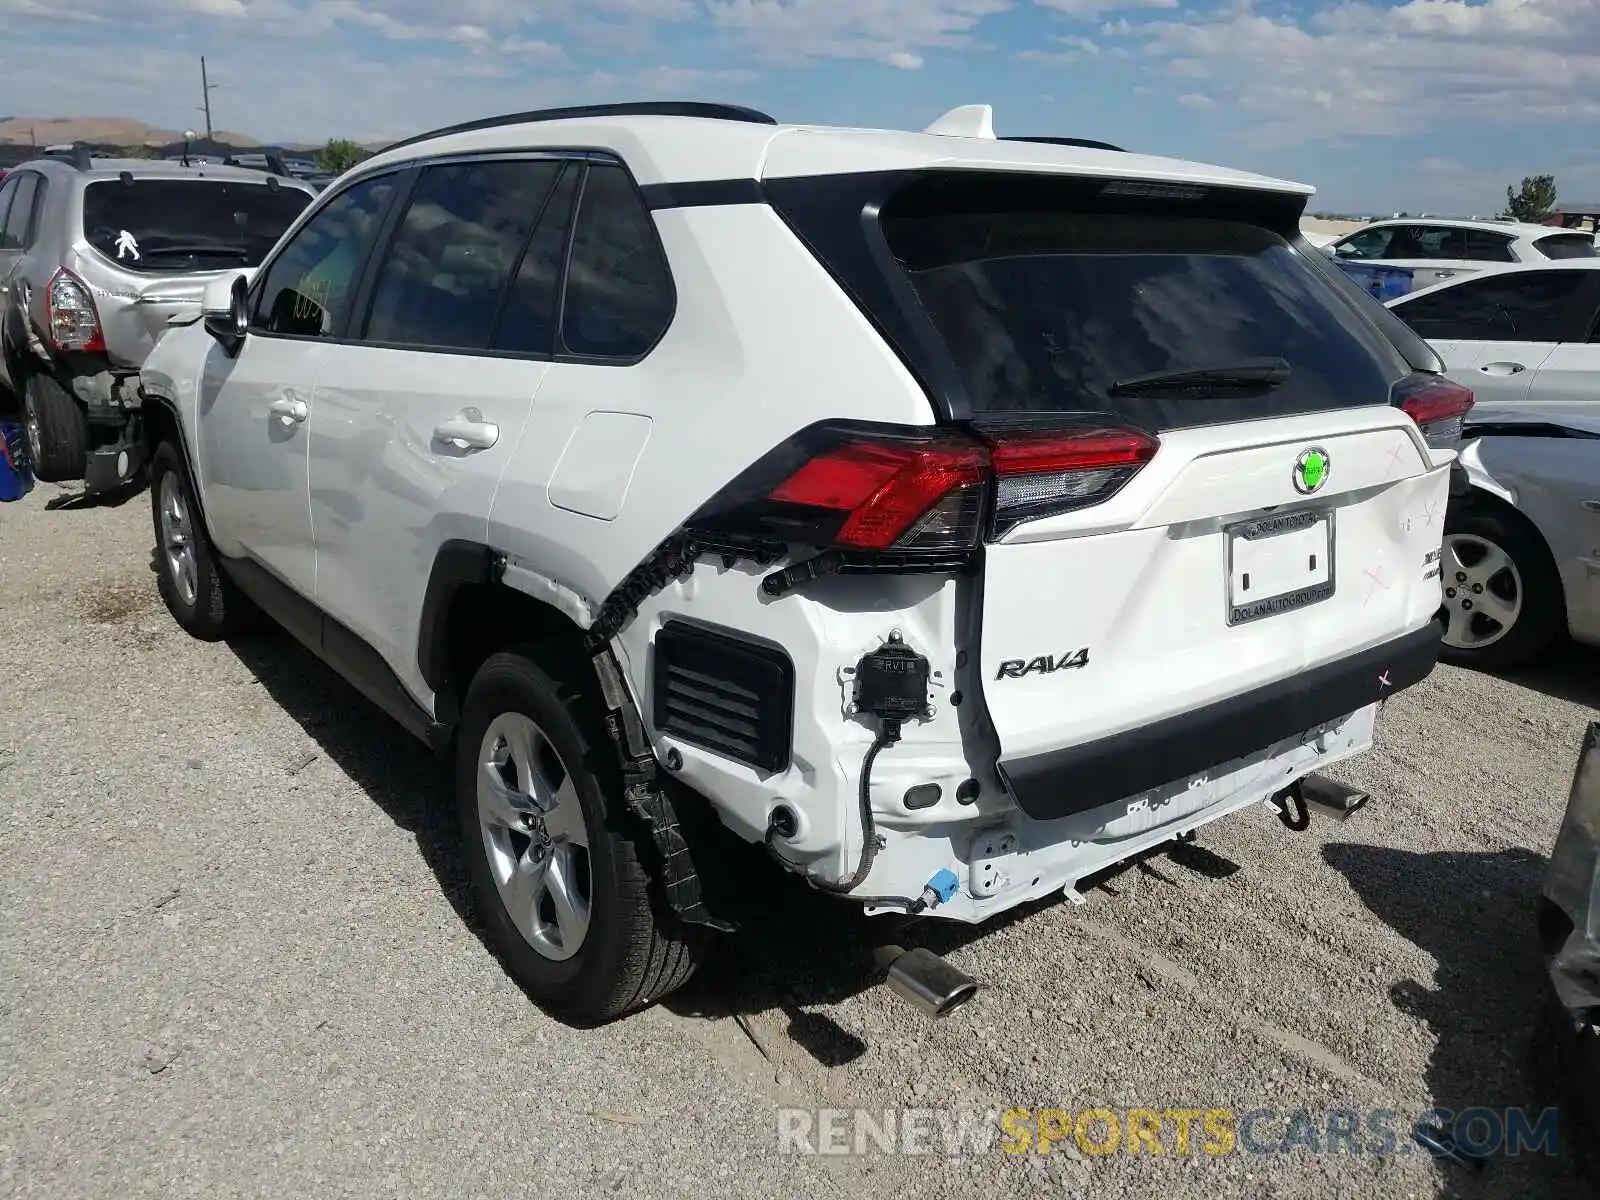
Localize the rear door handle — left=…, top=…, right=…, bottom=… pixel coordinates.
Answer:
left=434, top=409, right=499, bottom=451
left=269, top=395, right=309, bottom=423
left=1478, top=361, right=1526, bottom=376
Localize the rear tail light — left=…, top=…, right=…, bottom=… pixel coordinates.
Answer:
left=987, top=426, right=1158, bottom=535
left=687, top=421, right=1160, bottom=568
left=1395, top=374, right=1473, bottom=449
left=45, top=268, right=105, bottom=352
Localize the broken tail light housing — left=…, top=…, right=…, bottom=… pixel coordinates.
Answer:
left=687, top=420, right=1160, bottom=570
left=45, top=268, right=105, bottom=352
left=1395, top=374, right=1473, bottom=450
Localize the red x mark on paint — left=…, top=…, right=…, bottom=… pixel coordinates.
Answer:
left=1384, top=442, right=1409, bottom=479
left=1422, top=498, right=1440, bottom=528
left=1363, top=565, right=1390, bottom=606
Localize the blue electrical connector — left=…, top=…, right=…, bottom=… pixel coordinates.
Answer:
left=923, top=868, right=961, bottom=907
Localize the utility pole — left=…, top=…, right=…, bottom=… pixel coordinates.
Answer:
left=199, top=56, right=218, bottom=142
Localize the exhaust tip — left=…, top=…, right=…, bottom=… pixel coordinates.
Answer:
left=875, top=945, right=980, bottom=1019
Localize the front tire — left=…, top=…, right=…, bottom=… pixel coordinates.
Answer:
left=23, top=373, right=87, bottom=482
left=149, top=440, right=240, bottom=641
left=456, top=651, right=703, bottom=1024
left=1439, top=498, right=1565, bottom=670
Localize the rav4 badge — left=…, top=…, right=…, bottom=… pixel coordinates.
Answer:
left=1293, top=447, right=1331, bottom=495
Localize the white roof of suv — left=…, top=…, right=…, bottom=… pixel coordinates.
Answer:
left=1357, top=216, right=1554, bottom=239
left=359, top=102, right=1313, bottom=196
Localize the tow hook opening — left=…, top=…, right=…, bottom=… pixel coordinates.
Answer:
left=1271, top=779, right=1312, bottom=831
left=1270, top=773, right=1372, bottom=831
left=873, top=944, right=979, bottom=1019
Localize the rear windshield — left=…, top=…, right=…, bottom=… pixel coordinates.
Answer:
left=81, top=178, right=312, bottom=273
left=1535, top=233, right=1598, bottom=260
left=883, top=205, right=1409, bottom=426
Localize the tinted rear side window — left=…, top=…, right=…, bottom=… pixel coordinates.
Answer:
left=1535, top=233, right=1598, bottom=260
left=363, top=158, right=561, bottom=351
left=1392, top=270, right=1593, bottom=342
left=1, top=173, right=37, bottom=250
left=81, top=178, right=312, bottom=272
left=495, top=164, right=580, bottom=356
left=884, top=203, right=1407, bottom=426
left=559, top=162, right=674, bottom=360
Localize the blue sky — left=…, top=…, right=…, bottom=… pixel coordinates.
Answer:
left=2, top=0, right=1597, bottom=214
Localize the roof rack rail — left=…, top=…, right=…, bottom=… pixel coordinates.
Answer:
left=380, top=101, right=777, bottom=156
left=1001, top=136, right=1126, bottom=153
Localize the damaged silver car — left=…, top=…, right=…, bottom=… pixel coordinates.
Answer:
left=0, top=150, right=314, bottom=494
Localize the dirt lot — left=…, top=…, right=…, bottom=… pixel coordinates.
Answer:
left=2, top=481, right=1596, bottom=1199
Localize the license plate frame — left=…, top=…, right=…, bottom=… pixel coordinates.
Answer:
left=1225, top=508, right=1336, bottom=626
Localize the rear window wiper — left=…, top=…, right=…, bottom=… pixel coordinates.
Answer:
left=1108, top=357, right=1292, bottom=397
left=135, top=243, right=251, bottom=259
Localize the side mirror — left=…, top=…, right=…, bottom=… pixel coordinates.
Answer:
left=203, top=272, right=251, bottom=356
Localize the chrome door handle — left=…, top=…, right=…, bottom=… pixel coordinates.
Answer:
left=269, top=395, right=309, bottom=423
left=1433, top=270, right=1457, bottom=279
left=434, top=409, right=499, bottom=451
left=1478, top=361, right=1526, bottom=376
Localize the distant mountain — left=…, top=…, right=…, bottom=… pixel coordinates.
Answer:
left=0, top=116, right=261, bottom=148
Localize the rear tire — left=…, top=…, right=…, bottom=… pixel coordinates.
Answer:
left=1439, top=496, right=1565, bottom=670
left=149, top=440, right=240, bottom=641
left=456, top=650, right=703, bottom=1024
left=23, top=373, right=87, bottom=482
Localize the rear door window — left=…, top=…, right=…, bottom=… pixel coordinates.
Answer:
left=1461, top=230, right=1515, bottom=262
left=1391, top=270, right=1594, bottom=342
left=1535, top=233, right=1598, bottom=260
left=81, top=178, right=312, bottom=272
left=884, top=201, right=1408, bottom=427
left=362, top=158, right=562, bottom=351
left=1, top=173, right=37, bottom=250
left=494, top=164, right=580, bottom=356
left=0, top=176, right=18, bottom=238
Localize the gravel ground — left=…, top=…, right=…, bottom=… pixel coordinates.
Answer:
left=2, top=480, right=1596, bottom=1200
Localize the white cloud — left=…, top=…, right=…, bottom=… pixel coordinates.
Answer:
left=1017, top=32, right=1099, bottom=62
left=1177, top=91, right=1214, bottom=108
left=702, top=0, right=1011, bottom=64
left=1033, top=0, right=1174, bottom=14
left=1135, top=0, right=1600, bottom=144
left=884, top=50, right=925, bottom=68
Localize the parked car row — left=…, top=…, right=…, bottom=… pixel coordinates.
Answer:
left=1329, top=216, right=1598, bottom=292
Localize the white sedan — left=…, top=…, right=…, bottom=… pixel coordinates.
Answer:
left=1386, top=259, right=1600, bottom=410
left=1387, top=265, right=1600, bottom=667
left=1331, top=217, right=1595, bottom=291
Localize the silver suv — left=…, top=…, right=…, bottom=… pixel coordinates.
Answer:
left=0, top=154, right=314, bottom=492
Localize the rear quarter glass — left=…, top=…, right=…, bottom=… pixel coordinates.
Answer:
left=766, top=170, right=1416, bottom=429
left=80, top=178, right=312, bottom=272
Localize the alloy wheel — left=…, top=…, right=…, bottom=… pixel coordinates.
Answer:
left=1441, top=532, right=1523, bottom=650
left=476, top=712, right=593, bottom=962
left=158, top=471, right=199, bottom=608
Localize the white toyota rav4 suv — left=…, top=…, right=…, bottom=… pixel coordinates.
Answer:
left=139, top=101, right=1466, bottom=1022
